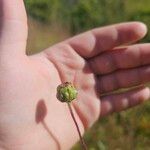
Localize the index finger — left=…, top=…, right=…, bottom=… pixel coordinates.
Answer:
left=66, top=22, right=147, bottom=58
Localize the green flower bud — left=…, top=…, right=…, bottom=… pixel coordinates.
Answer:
left=56, top=82, right=78, bottom=103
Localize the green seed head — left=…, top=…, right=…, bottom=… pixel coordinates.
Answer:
left=56, top=82, right=78, bottom=103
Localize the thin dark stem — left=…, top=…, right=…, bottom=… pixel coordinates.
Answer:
left=67, top=103, right=88, bottom=150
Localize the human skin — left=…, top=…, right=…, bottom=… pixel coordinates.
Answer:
left=0, top=0, right=150, bottom=150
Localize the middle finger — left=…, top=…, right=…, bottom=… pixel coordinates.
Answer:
left=89, top=44, right=150, bottom=75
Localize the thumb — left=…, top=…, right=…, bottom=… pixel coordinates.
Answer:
left=0, top=0, right=27, bottom=56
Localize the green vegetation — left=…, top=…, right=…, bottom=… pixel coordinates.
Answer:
left=25, top=0, right=125, bottom=34
left=73, top=102, right=150, bottom=150
left=25, top=0, right=150, bottom=40
left=25, top=0, right=150, bottom=149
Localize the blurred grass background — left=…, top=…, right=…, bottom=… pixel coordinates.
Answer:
left=25, top=0, right=150, bottom=149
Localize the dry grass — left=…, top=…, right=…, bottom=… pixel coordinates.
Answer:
left=27, top=18, right=70, bottom=54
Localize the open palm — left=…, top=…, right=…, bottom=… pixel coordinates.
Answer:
left=0, top=1, right=150, bottom=150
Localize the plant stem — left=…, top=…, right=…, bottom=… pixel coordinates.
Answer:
left=67, top=103, right=88, bottom=150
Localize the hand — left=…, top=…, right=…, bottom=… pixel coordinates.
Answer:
left=0, top=1, right=150, bottom=150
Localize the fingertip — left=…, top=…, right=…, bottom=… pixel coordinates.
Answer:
left=133, top=86, right=150, bottom=104
left=140, top=86, right=150, bottom=102
left=133, top=22, right=147, bottom=38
